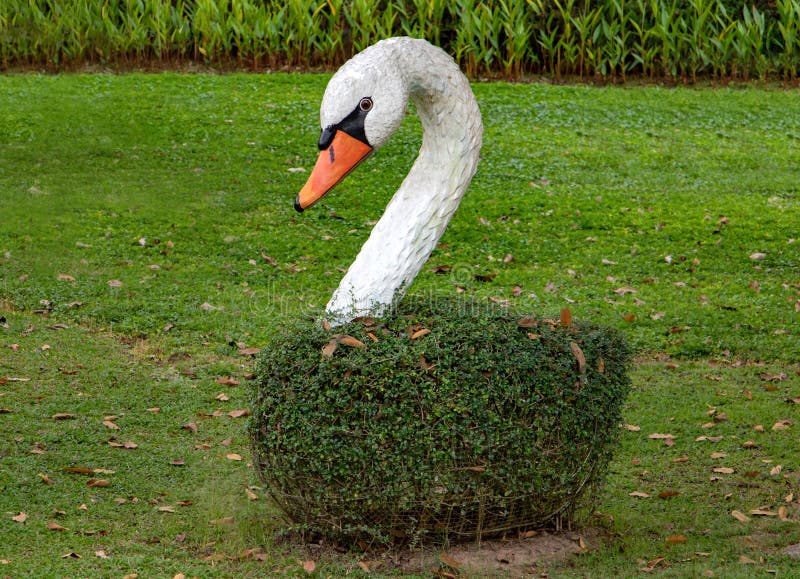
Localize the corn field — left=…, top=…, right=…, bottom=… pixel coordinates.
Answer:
left=1, top=0, right=799, bottom=81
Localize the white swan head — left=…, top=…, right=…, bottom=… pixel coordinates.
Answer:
left=295, top=44, right=409, bottom=212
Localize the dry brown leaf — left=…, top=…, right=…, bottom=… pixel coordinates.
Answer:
left=569, top=341, right=586, bottom=374
left=216, top=377, right=239, bottom=386
left=559, top=307, right=572, bottom=327
left=713, top=467, right=735, bottom=474
left=749, top=509, right=778, bottom=517
left=11, top=512, right=27, bottom=523
left=47, top=521, right=67, bottom=531
left=63, top=467, right=95, bottom=475
left=102, top=420, right=120, bottom=430
left=439, top=554, right=463, bottom=569
left=301, top=559, right=316, bottom=574
left=658, top=490, right=680, bottom=499
left=648, top=433, right=676, bottom=439
left=338, top=335, right=366, bottom=348
left=227, top=409, right=250, bottom=418
left=629, top=491, right=651, bottom=498
left=731, top=510, right=750, bottom=522
left=785, top=493, right=794, bottom=503
left=321, top=338, right=337, bottom=357
left=86, top=479, right=110, bottom=488
left=244, top=488, right=258, bottom=501
left=95, top=550, right=110, bottom=559
left=157, top=506, right=176, bottom=513
left=181, top=422, right=198, bottom=433
left=665, top=535, right=687, bottom=544
left=411, top=328, right=431, bottom=340
left=358, top=560, right=383, bottom=573
left=622, top=424, right=641, bottom=431
left=772, top=420, right=791, bottom=431
left=61, top=552, right=82, bottom=559
left=778, top=506, right=789, bottom=521
left=238, top=347, right=261, bottom=356
left=38, top=472, right=55, bottom=485
left=710, top=452, right=727, bottom=459
left=739, top=555, right=757, bottom=564
left=226, top=453, right=243, bottom=461
left=52, top=413, right=76, bottom=420
left=770, top=464, right=782, bottom=476
left=210, top=516, right=235, bottom=526
left=517, top=316, right=538, bottom=328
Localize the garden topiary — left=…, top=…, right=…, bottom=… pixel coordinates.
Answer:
left=250, top=297, right=630, bottom=545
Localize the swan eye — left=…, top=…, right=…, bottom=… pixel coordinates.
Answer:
left=359, top=97, right=373, bottom=112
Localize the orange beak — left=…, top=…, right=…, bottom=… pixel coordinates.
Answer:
left=294, top=130, right=373, bottom=212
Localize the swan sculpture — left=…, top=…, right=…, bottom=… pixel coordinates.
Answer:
left=295, top=37, right=483, bottom=324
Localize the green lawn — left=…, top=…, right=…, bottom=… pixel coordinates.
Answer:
left=1, top=74, right=799, bottom=577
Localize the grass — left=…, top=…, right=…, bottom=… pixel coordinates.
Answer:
left=1, top=73, right=799, bottom=576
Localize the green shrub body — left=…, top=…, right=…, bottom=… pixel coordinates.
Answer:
left=251, top=299, right=630, bottom=544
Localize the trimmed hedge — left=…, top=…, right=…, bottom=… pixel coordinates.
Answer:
left=250, top=298, right=630, bottom=545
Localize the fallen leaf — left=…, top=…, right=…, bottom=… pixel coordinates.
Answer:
left=769, top=464, right=782, bottom=476
left=713, top=467, right=735, bottom=474
left=665, top=535, right=687, bottom=544
left=216, top=377, right=239, bottom=386
left=301, top=559, right=316, bottom=574
left=226, top=453, right=243, bottom=461
left=648, top=433, right=676, bottom=439
left=559, top=307, right=572, bottom=327
left=760, top=372, right=787, bottom=382
left=613, top=286, right=637, bottom=295
left=772, top=420, right=791, bottom=431
left=102, top=420, right=120, bottom=430
left=244, top=488, right=258, bottom=501
left=749, top=252, right=766, bottom=261
left=739, top=555, right=757, bottom=564
left=778, top=506, right=789, bottom=521
left=95, top=550, right=110, bottom=559
left=629, top=491, right=651, bottom=498
left=52, top=413, right=76, bottom=420
left=658, top=490, right=680, bottom=499
left=321, top=338, right=337, bottom=357
left=517, top=316, right=538, bottom=328
left=157, top=506, right=176, bottom=513
left=215, top=393, right=230, bottom=402
left=569, top=342, right=586, bottom=374
left=750, top=509, right=778, bottom=517
left=731, top=510, right=750, bottom=522
left=61, top=552, right=82, bottom=559
left=358, top=560, right=383, bottom=572
left=63, top=467, right=95, bottom=475
left=710, top=452, right=727, bottom=459
left=11, top=512, right=27, bottom=523
left=622, top=424, right=641, bottom=431
left=181, top=422, right=198, bottom=433
left=440, top=554, right=462, bottom=569
left=86, top=479, right=110, bottom=488
left=47, top=521, right=67, bottom=531
left=107, top=279, right=123, bottom=288
left=411, top=328, right=431, bottom=340
left=238, top=347, right=260, bottom=356
left=338, top=335, right=366, bottom=348
left=38, top=472, right=55, bottom=485
left=227, top=409, right=250, bottom=418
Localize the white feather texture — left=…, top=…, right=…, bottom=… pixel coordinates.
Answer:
left=321, top=38, right=483, bottom=324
